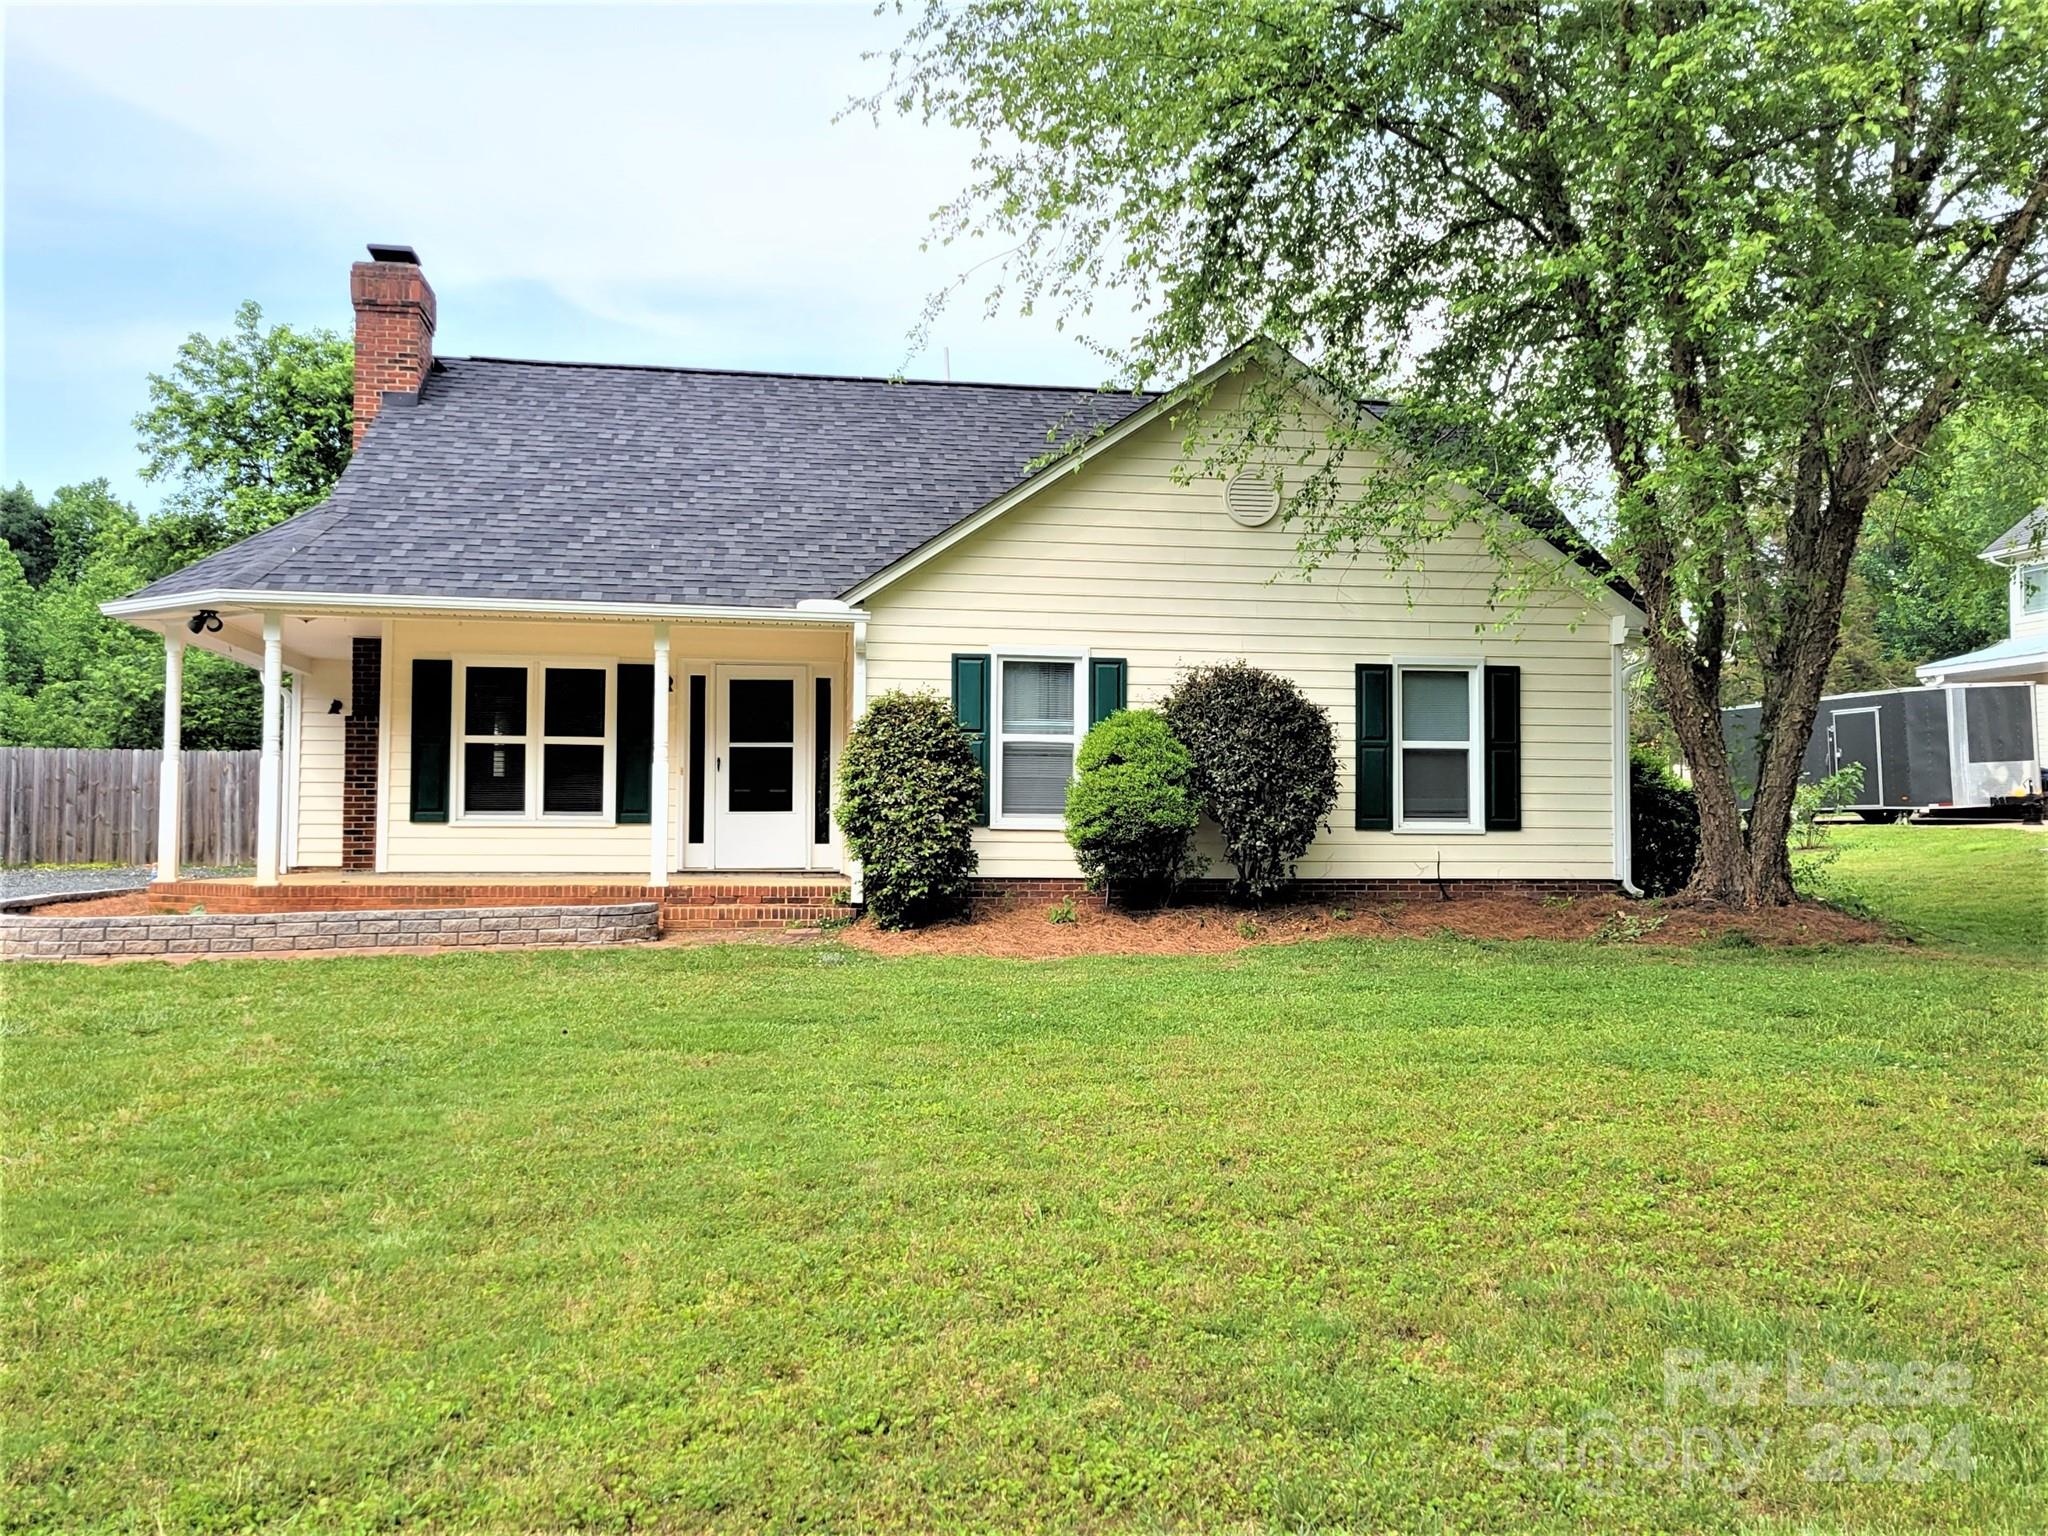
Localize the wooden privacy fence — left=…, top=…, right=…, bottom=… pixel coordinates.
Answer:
left=0, top=748, right=259, bottom=867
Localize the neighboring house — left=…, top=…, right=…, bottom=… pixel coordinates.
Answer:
left=105, top=245, right=1648, bottom=899
left=1722, top=511, right=2048, bottom=817
left=1917, top=511, right=2048, bottom=693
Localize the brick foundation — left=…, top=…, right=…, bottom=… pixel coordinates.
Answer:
left=971, top=876, right=1621, bottom=909
left=1, top=903, right=657, bottom=961
left=143, top=878, right=850, bottom=933
left=343, top=637, right=381, bottom=870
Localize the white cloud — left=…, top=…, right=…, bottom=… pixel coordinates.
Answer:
left=9, top=2, right=1140, bottom=380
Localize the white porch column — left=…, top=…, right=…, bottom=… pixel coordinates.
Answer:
left=851, top=618, right=868, bottom=722
left=255, top=612, right=284, bottom=885
left=156, top=634, right=185, bottom=883
left=848, top=619, right=867, bottom=903
left=650, top=625, right=671, bottom=887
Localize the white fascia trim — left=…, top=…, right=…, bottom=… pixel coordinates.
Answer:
left=100, top=589, right=869, bottom=626
left=1917, top=657, right=2048, bottom=684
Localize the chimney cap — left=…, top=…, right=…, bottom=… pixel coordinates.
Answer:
left=364, top=242, right=420, bottom=265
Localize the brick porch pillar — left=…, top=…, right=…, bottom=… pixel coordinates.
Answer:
left=343, top=637, right=382, bottom=870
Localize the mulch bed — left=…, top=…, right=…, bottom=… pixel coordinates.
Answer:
left=15, top=892, right=154, bottom=917
left=18, top=888, right=1893, bottom=959
left=840, top=891, right=1893, bottom=958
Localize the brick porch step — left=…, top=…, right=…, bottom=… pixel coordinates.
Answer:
left=148, top=877, right=852, bottom=934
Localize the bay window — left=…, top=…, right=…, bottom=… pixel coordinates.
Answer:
left=1395, top=663, right=1483, bottom=830
left=993, top=654, right=1081, bottom=826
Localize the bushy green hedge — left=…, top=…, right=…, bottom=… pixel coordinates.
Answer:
left=1161, top=662, right=1337, bottom=900
left=1064, top=709, right=1203, bottom=903
left=1630, top=751, right=1699, bottom=897
left=836, top=691, right=982, bottom=929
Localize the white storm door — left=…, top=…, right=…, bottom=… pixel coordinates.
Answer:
left=712, top=665, right=808, bottom=868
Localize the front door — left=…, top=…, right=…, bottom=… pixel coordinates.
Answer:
left=1830, top=707, right=1882, bottom=805
left=713, top=665, right=808, bottom=868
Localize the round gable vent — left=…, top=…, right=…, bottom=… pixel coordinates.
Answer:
left=1223, top=473, right=1281, bottom=527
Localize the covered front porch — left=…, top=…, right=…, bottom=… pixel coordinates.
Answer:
left=105, top=596, right=869, bottom=892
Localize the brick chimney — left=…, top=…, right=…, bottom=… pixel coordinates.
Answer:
left=349, top=243, right=437, bottom=447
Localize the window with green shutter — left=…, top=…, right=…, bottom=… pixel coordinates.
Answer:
left=951, top=653, right=991, bottom=826
left=1354, top=663, right=1393, bottom=830
left=1088, top=657, right=1127, bottom=726
left=1483, top=664, right=1522, bottom=831
left=615, top=664, right=653, bottom=825
left=410, top=660, right=452, bottom=822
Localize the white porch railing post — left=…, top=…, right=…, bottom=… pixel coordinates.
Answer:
left=650, top=625, right=671, bottom=888
left=157, top=634, right=185, bottom=883
left=256, top=612, right=284, bottom=885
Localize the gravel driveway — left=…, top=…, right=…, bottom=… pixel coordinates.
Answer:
left=1, top=865, right=250, bottom=903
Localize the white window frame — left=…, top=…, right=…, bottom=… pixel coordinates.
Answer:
left=451, top=656, right=619, bottom=825
left=1391, top=658, right=1486, bottom=835
left=2019, top=563, right=2048, bottom=617
left=989, top=647, right=1088, bottom=830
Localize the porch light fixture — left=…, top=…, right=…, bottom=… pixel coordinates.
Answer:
left=186, top=609, right=224, bottom=635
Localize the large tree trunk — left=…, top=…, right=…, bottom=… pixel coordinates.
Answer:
left=1644, top=628, right=1791, bottom=906
left=1643, top=482, right=1865, bottom=907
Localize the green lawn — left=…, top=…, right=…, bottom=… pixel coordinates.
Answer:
left=7, top=830, right=2044, bottom=1533
left=1803, top=823, right=2048, bottom=957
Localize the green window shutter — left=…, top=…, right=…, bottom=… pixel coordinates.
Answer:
left=1484, top=664, right=1522, bottom=831
left=951, top=653, right=991, bottom=827
left=814, top=676, right=832, bottom=844
left=1354, top=663, right=1393, bottom=831
left=687, top=675, right=707, bottom=845
left=1088, top=657, right=1127, bottom=727
left=409, top=660, right=452, bottom=823
left=615, top=663, right=654, bottom=825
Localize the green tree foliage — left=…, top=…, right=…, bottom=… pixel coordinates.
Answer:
left=0, top=484, right=56, bottom=586
left=1, top=306, right=351, bottom=750
left=1629, top=751, right=1700, bottom=898
left=0, top=481, right=263, bottom=750
left=1857, top=399, right=2048, bottom=666
left=1160, top=663, right=1336, bottom=901
left=1063, top=709, right=1202, bottom=903
left=134, top=300, right=354, bottom=543
left=877, top=0, right=2048, bottom=907
left=836, top=691, right=984, bottom=928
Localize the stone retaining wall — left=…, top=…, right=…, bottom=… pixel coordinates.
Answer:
left=1, top=903, right=658, bottom=961
left=144, top=879, right=849, bottom=932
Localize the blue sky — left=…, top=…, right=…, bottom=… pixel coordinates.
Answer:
left=3, top=3, right=1132, bottom=512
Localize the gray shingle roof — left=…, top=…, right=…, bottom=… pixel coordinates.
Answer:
left=125, top=357, right=1155, bottom=609
left=1982, top=507, right=2048, bottom=560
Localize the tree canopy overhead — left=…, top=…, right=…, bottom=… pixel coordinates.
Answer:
left=134, top=299, right=353, bottom=548
left=2, top=305, right=355, bottom=751
left=877, top=0, right=2048, bottom=904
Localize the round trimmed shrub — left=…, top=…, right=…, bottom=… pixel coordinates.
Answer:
left=1063, top=709, right=1203, bottom=904
left=1160, top=662, right=1338, bottom=901
left=836, top=690, right=982, bottom=929
left=1630, top=750, right=1699, bottom=897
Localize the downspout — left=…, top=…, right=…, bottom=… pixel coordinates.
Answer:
left=1613, top=629, right=1646, bottom=897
